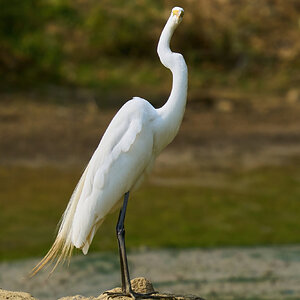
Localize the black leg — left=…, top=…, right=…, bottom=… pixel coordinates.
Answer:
left=105, top=192, right=164, bottom=299
left=116, top=191, right=131, bottom=293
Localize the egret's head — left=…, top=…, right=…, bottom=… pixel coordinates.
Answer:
left=171, top=7, right=184, bottom=25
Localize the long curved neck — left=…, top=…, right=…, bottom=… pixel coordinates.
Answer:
left=155, top=16, right=188, bottom=150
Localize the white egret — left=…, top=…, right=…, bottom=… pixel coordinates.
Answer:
left=31, top=6, right=187, bottom=298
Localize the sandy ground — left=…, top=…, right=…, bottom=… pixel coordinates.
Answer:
left=1, top=246, right=300, bottom=300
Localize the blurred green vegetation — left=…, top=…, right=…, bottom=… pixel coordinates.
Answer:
left=1, top=162, right=300, bottom=261
left=0, top=0, right=299, bottom=94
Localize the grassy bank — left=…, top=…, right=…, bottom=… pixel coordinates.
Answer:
left=1, top=0, right=299, bottom=97
left=1, top=162, right=300, bottom=261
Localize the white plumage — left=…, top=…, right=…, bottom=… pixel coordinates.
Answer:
left=32, top=6, right=187, bottom=276
left=72, top=98, right=156, bottom=253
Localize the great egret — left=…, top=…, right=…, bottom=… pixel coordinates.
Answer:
left=32, top=6, right=187, bottom=298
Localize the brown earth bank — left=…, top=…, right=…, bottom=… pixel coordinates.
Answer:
left=0, top=92, right=300, bottom=172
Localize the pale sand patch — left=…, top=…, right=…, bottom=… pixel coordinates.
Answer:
left=1, top=246, right=300, bottom=300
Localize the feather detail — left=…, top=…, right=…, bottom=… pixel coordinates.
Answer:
left=95, top=118, right=143, bottom=190
left=71, top=116, right=144, bottom=251
left=82, top=218, right=104, bottom=255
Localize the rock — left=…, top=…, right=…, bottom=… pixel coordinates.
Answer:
left=59, top=296, right=93, bottom=300
left=0, top=278, right=205, bottom=300
left=59, top=296, right=94, bottom=300
left=59, top=277, right=204, bottom=300
left=0, top=288, right=37, bottom=300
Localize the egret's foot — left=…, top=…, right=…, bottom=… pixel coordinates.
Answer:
left=129, top=292, right=177, bottom=300
left=104, top=290, right=168, bottom=299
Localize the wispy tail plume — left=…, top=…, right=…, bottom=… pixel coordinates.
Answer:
left=30, top=167, right=88, bottom=277
left=30, top=235, right=74, bottom=277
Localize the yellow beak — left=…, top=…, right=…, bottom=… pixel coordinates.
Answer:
left=172, top=9, right=184, bottom=18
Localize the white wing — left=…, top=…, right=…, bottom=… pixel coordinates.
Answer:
left=69, top=98, right=156, bottom=253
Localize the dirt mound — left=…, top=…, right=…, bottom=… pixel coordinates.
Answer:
left=1, top=278, right=204, bottom=300
left=0, top=288, right=37, bottom=300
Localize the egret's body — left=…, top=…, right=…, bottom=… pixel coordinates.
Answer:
left=32, top=7, right=187, bottom=297
left=72, top=98, right=156, bottom=253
